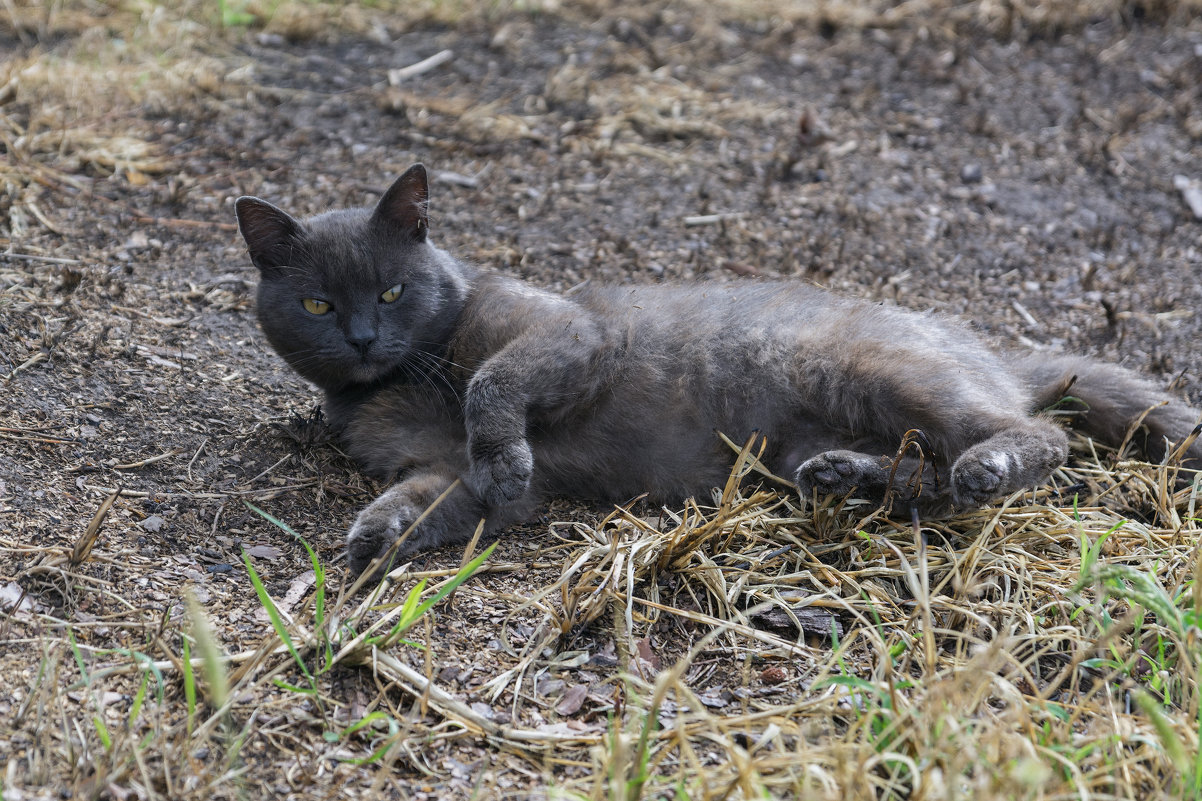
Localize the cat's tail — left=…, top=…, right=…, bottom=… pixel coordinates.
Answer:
left=1014, top=352, right=1202, bottom=469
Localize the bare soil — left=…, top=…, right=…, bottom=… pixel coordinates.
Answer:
left=2, top=3, right=1202, bottom=798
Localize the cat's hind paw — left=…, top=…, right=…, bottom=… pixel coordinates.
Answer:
left=950, top=451, right=1010, bottom=508
left=467, top=437, right=534, bottom=507
left=950, top=433, right=1065, bottom=508
left=795, top=450, right=888, bottom=499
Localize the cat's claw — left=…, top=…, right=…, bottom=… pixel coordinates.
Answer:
left=467, top=437, right=534, bottom=507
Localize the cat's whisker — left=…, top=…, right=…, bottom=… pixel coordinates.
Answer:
left=408, top=340, right=469, bottom=372
left=404, top=349, right=458, bottom=401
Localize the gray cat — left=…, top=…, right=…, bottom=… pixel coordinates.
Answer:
left=235, top=164, right=1202, bottom=577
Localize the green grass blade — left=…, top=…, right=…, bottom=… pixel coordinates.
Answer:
left=397, top=578, right=429, bottom=628
left=128, top=670, right=150, bottom=728
left=406, top=542, right=497, bottom=623
left=182, top=638, right=196, bottom=736
left=1131, top=688, right=1189, bottom=776
left=242, top=547, right=314, bottom=685
left=66, top=631, right=113, bottom=751
left=335, top=711, right=402, bottom=765
left=246, top=501, right=328, bottom=632
left=380, top=542, right=497, bottom=645
left=185, top=591, right=230, bottom=711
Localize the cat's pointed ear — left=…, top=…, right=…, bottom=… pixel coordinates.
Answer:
left=235, top=196, right=301, bottom=274
left=373, top=164, right=429, bottom=241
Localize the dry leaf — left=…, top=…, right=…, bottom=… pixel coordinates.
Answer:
left=0, top=581, right=33, bottom=614
left=277, top=570, right=317, bottom=615
left=635, top=637, right=661, bottom=671
left=555, top=684, right=588, bottom=716
left=245, top=544, right=284, bottom=560
left=536, top=677, right=566, bottom=696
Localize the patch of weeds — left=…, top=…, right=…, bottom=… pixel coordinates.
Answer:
left=1071, top=512, right=1202, bottom=797
left=244, top=502, right=495, bottom=751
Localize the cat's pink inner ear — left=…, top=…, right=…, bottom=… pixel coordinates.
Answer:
left=235, top=197, right=298, bottom=256
left=375, top=164, right=429, bottom=239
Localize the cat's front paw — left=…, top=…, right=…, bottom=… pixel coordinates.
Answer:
left=467, top=437, right=533, bottom=507
left=795, top=450, right=887, bottom=498
left=346, top=497, right=419, bottom=579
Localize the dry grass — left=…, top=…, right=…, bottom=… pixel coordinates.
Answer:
left=5, top=430, right=1200, bottom=799
left=4, top=1, right=1202, bottom=799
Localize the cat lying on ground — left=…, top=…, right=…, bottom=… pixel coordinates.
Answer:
left=235, top=164, right=1202, bottom=578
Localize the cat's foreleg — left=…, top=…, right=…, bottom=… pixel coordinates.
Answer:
left=462, top=370, right=536, bottom=507
left=463, top=320, right=604, bottom=506
left=346, top=468, right=490, bottom=578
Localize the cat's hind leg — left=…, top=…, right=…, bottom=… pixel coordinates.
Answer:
left=795, top=449, right=950, bottom=511
left=795, top=416, right=1068, bottom=511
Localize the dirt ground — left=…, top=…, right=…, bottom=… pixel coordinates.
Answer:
left=2, top=2, right=1202, bottom=799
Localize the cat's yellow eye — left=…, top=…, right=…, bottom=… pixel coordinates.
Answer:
left=302, top=298, right=331, bottom=315
left=380, top=283, right=404, bottom=303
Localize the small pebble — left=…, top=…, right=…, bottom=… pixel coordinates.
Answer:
left=760, top=666, right=788, bottom=685
left=960, top=163, right=983, bottom=184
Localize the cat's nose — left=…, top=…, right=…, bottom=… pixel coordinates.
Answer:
left=347, top=333, right=376, bottom=356
left=346, top=318, right=378, bottom=356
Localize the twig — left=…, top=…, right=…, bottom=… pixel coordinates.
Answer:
left=131, top=214, right=238, bottom=231
left=364, top=648, right=602, bottom=746
left=244, top=454, right=291, bottom=485
left=0, top=252, right=80, bottom=265
left=0, top=431, right=76, bottom=444
left=71, top=487, right=122, bottom=566
left=1011, top=300, right=1039, bottom=327
left=187, top=437, right=208, bottom=483
left=683, top=212, right=745, bottom=227
left=114, top=450, right=179, bottom=470
left=3, top=352, right=46, bottom=380
left=388, top=49, right=455, bottom=84
left=76, top=481, right=319, bottom=500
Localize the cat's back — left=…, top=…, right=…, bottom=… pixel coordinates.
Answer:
left=571, top=279, right=1024, bottom=426
left=577, top=279, right=999, bottom=368
left=576, top=280, right=834, bottom=326
left=575, top=279, right=917, bottom=362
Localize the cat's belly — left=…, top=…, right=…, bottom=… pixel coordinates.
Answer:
left=526, top=407, right=832, bottom=505
left=530, top=422, right=731, bottom=503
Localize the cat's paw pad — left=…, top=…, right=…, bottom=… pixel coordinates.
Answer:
left=950, top=451, right=1010, bottom=507
left=346, top=502, right=418, bottom=578
left=795, top=451, right=884, bottom=497
left=468, top=437, right=533, bottom=507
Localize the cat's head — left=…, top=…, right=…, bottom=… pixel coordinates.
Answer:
left=235, top=164, right=468, bottom=393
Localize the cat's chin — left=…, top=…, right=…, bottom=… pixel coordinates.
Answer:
left=347, top=362, right=391, bottom=384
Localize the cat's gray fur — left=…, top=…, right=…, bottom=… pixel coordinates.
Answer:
left=235, top=165, right=1202, bottom=577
